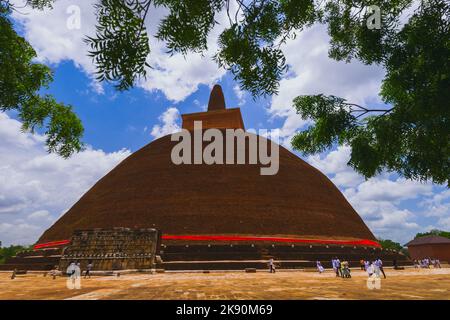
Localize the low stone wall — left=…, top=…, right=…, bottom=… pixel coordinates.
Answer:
left=59, top=228, right=160, bottom=271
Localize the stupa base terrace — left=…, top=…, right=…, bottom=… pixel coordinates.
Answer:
left=0, top=86, right=413, bottom=272
left=0, top=230, right=411, bottom=272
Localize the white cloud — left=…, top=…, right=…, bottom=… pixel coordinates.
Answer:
left=27, top=210, right=51, bottom=221
left=351, top=178, right=432, bottom=203
left=11, top=0, right=229, bottom=101
left=0, top=222, right=42, bottom=247
left=420, top=189, right=450, bottom=218
left=305, top=145, right=446, bottom=244
left=0, top=113, right=130, bottom=246
left=12, top=0, right=103, bottom=93
left=233, top=85, right=246, bottom=106
left=437, top=216, right=450, bottom=229
left=269, top=24, right=385, bottom=146
left=150, top=107, right=181, bottom=139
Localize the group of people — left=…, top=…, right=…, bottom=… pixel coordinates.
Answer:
left=269, top=257, right=387, bottom=278
left=413, top=258, right=441, bottom=269
left=331, top=258, right=352, bottom=278
left=317, top=258, right=386, bottom=279
left=361, top=259, right=386, bottom=278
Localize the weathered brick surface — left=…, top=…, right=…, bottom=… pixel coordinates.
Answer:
left=59, top=228, right=159, bottom=271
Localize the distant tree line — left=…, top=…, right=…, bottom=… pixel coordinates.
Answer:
left=415, top=229, right=450, bottom=240
left=377, top=238, right=409, bottom=257
left=0, top=243, right=32, bottom=264
left=378, top=229, right=450, bottom=259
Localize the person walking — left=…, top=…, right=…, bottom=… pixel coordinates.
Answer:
left=85, top=261, right=93, bottom=279
left=366, top=261, right=374, bottom=277
left=335, top=258, right=341, bottom=277
left=316, top=261, right=324, bottom=273
left=360, top=259, right=365, bottom=270
left=341, top=260, right=351, bottom=278
left=331, top=258, right=337, bottom=276
left=364, top=260, right=370, bottom=271
left=375, top=258, right=386, bottom=279
left=268, top=258, right=276, bottom=273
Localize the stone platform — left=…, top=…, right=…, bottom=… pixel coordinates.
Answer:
left=59, top=228, right=160, bottom=271
left=0, top=228, right=160, bottom=271
left=158, top=243, right=411, bottom=270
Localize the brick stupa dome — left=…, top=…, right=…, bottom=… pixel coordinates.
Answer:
left=37, top=85, right=377, bottom=247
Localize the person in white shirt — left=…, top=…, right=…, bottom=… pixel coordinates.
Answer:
left=268, top=258, right=275, bottom=273
left=366, top=261, right=374, bottom=277
left=66, top=261, right=81, bottom=289
left=316, top=261, right=324, bottom=273
left=331, top=258, right=337, bottom=275
left=375, top=258, right=386, bottom=278
left=335, top=258, right=341, bottom=277
left=372, top=261, right=381, bottom=278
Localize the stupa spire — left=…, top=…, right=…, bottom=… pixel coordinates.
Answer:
left=208, top=84, right=226, bottom=111
left=181, top=84, right=244, bottom=130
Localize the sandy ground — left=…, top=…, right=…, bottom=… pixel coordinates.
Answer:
left=0, top=268, right=449, bottom=300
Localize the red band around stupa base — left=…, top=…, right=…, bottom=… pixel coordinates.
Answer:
left=34, top=235, right=380, bottom=250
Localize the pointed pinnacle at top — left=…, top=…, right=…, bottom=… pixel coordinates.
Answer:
left=208, top=84, right=226, bottom=111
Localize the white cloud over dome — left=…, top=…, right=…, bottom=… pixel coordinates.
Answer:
left=306, top=145, right=448, bottom=243
left=0, top=113, right=130, bottom=246
left=150, top=107, right=181, bottom=139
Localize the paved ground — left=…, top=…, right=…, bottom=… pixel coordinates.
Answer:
left=0, top=268, right=449, bottom=300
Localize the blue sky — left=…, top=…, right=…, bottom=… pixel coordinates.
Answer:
left=0, top=0, right=448, bottom=246
left=46, top=62, right=280, bottom=153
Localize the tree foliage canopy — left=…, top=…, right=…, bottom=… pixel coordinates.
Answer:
left=0, top=244, right=32, bottom=264
left=3, top=0, right=449, bottom=185
left=1, top=1, right=83, bottom=157
left=377, top=238, right=409, bottom=256
left=293, top=0, right=449, bottom=186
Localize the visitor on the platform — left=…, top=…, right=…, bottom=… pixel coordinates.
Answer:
left=375, top=258, right=386, bottom=279
left=434, top=259, right=441, bottom=268
left=66, top=262, right=77, bottom=276
left=66, top=261, right=81, bottom=289
left=419, top=259, right=424, bottom=268
left=364, top=260, right=370, bottom=271
left=316, top=261, right=324, bottom=273
left=341, top=260, right=351, bottom=278
left=85, top=261, right=93, bottom=278
left=48, top=266, right=59, bottom=279
left=360, top=259, right=365, bottom=270
left=366, top=261, right=374, bottom=277
left=333, top=258, right=341, bottom=277
left=331, top=258, right=337, bottom=275
left=268, top=258, right=276, bottom=273
left=372, top=261, right=381, bottom=278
